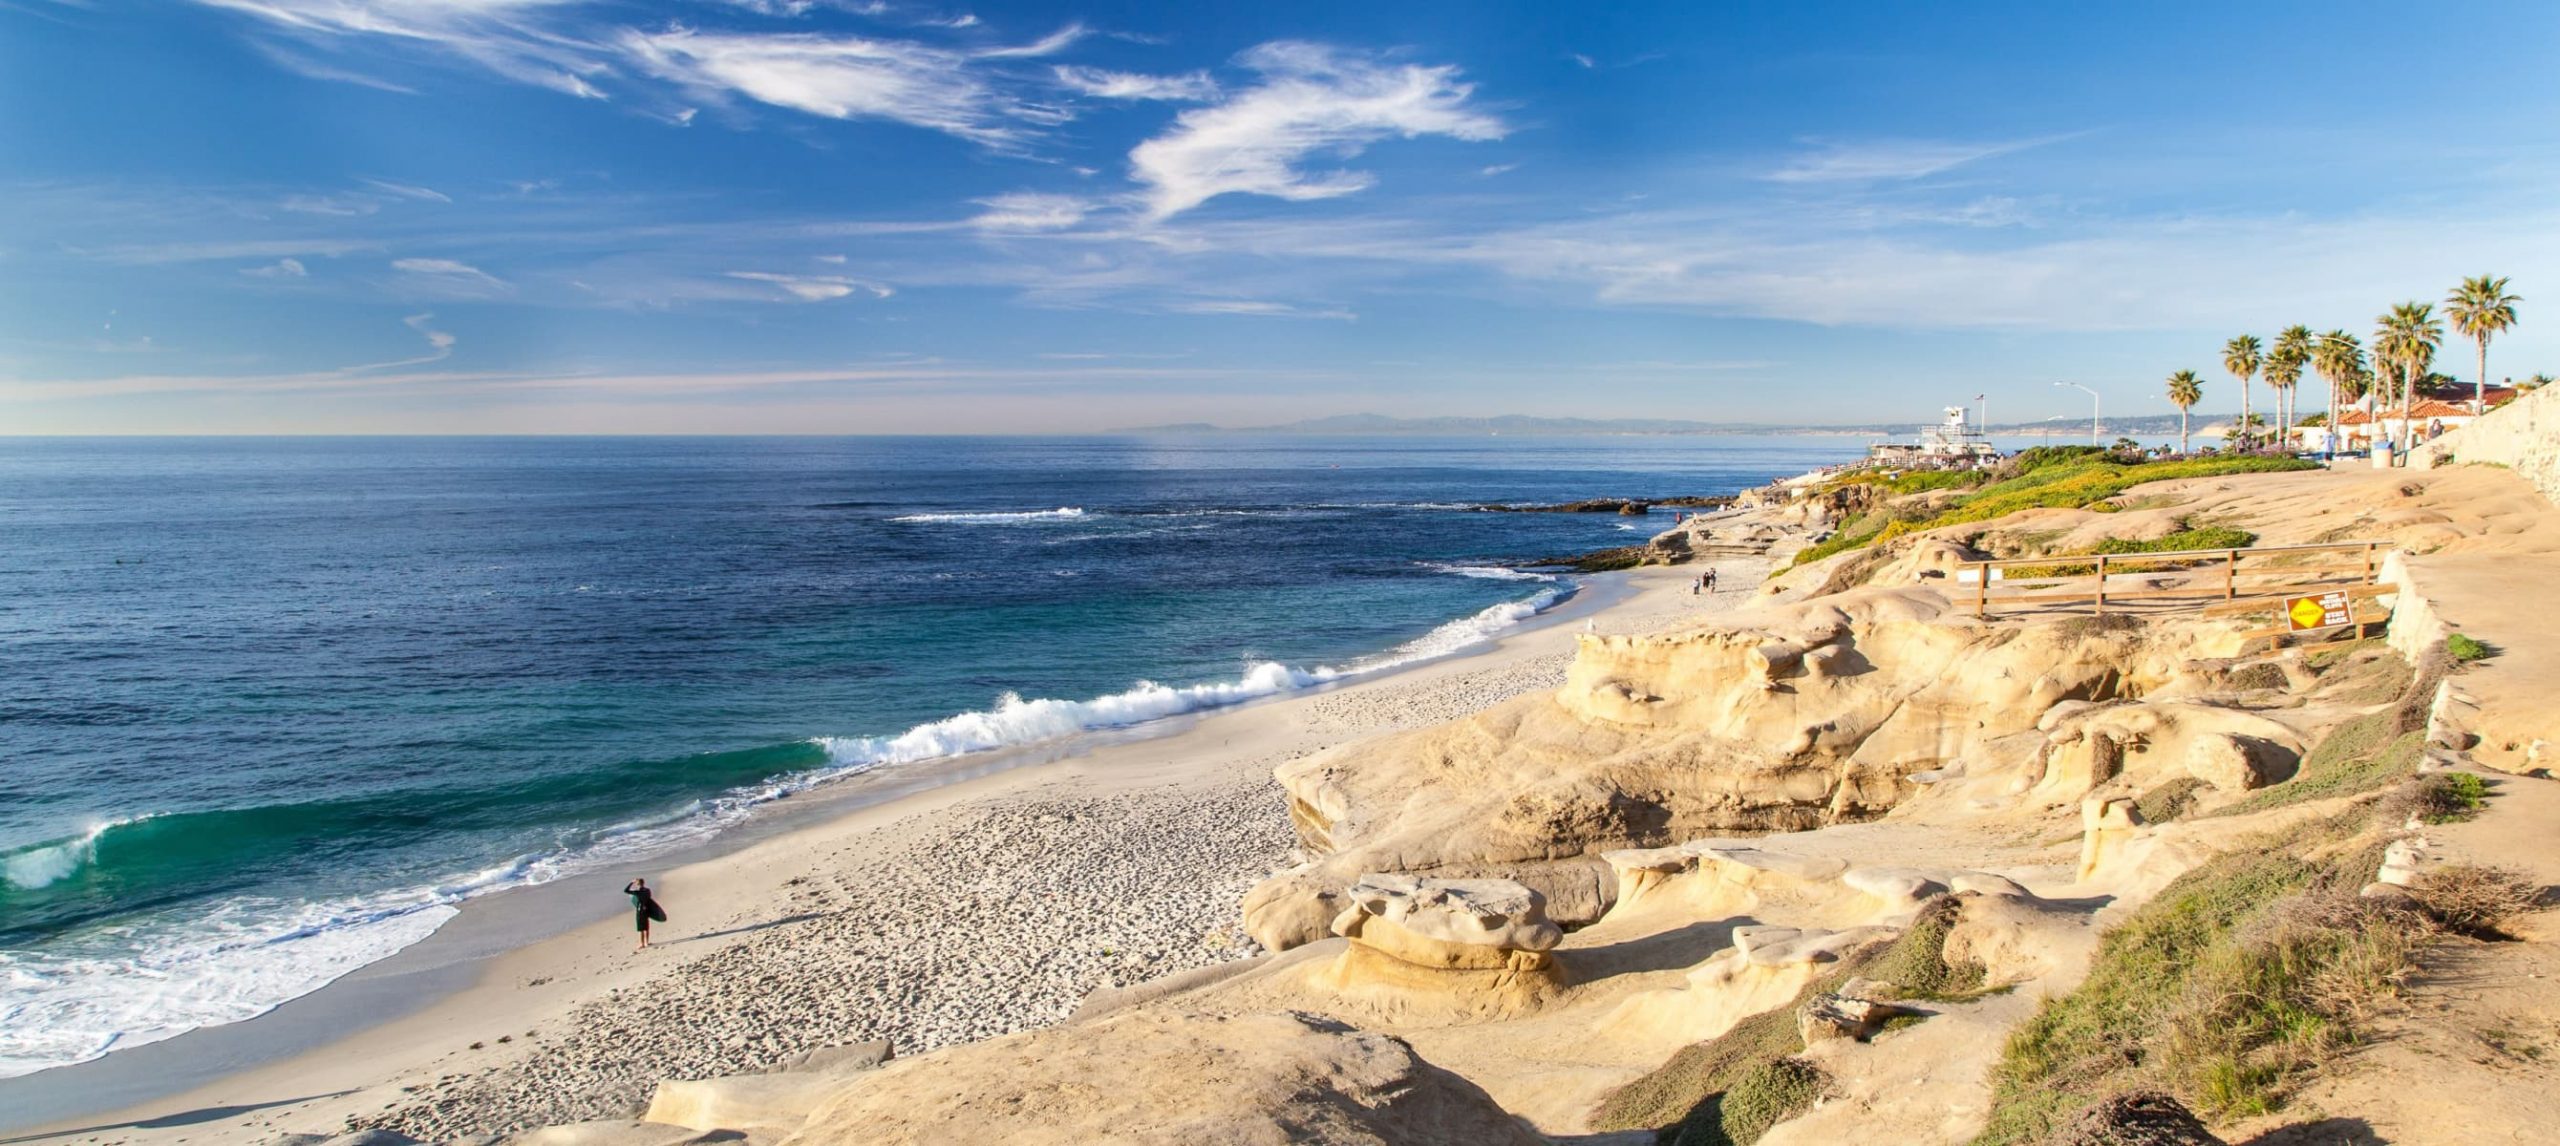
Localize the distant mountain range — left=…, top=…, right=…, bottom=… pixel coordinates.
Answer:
left=1113, top=413, right=2251, bottom=437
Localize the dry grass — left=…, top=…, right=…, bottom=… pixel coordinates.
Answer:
left=2406, top=863, right=2542, bottom=938
left=2376, top=771, right=2491, bottom=826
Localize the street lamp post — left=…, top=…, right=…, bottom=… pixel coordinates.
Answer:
left=2055, top=381, right=2100, bottom=445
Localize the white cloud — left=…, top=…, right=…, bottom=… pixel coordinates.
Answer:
left=282, top=193, right=379, bottom=216
left=361, top=178, right=451, bottom=202
left=1479, top=163, right=1517, bottom=177
left=969, top=22, right=1082, bottom=58
left=969, top=192, right=1089, bottom=231
left=336, top=311, right=457, bottom=372
left=1764, top=136, right=2072, bottom=183
left=404, top=311, right=457, bottom=354
left=1167, top=299, right=1355, bottom=321
left=1052, top=65, right=1216, bottom=102
left=619, top=27, right=1042, bottom=144
left=190, top=0, right=610, bottom=99
left=242, top=257, right=310, bottom=278
left=725, top=270, right=893, bottom=301
left=392, top=257, right=507, bottom=287
left=1128, top=41, right=1505, bottom=219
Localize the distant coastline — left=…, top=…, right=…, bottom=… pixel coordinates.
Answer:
left=1115, top=412, right=2243, bottom=437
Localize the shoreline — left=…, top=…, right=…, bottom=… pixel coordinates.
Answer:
left=5, top=563, right=1760, bottom=1143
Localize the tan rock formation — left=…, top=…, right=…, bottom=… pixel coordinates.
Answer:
left=500, top=1122, right=749, bottom=1146
left=1246, top=586, right=2204, bottom=951
left=784, top=1010, right=1546, bottom=1146
left=644, top=1073, right=848, bottom=1135
left=1313, top=876, right=1567, bottom=1022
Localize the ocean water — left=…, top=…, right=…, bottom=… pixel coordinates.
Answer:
left=0, top=434, right=1859, bottom=1077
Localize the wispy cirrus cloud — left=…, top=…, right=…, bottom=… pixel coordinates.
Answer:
left=1165, top=298, right=1354, bottom=321
left=968, top=192, right=1090, bottom=231
left=392, top=256, right=507, bottom=289
left=724, top=270, right=893, bottom=301
left=617, top=25, right=1070, bottom=144
left=361, top=178, right=450, bottom=202
left=1052, top=64, right=1216, bottom=102
left=241, top=257, right=310, bottom=278
left=191, top=0, right=610, bottom=98
left=1764, top=135, right=2077, bottom=183
left=1128, top=41, right=1505, bottom=219
left=337, top=310, right=460, bottom=370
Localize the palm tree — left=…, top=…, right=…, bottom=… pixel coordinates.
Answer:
left=2528, top=373, right=2556, bottom=390
left=2165, top=369, right=2203, bottom=454
left=2311, top=330, right=2366, bottom=448
left=2270, top=325, right=2313, bottom=444
left=2374, top=302, right=2444, bottom=454
left=2222, top=335, right=2263, bottom=449
left=2445, top=274, right=2521, bottom=413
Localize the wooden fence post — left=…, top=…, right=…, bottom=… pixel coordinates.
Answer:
left=1975, top=562, right=1989, bottom=618
left=2094, top=554, right=2107, bottom=616
left=2224, top=549, right=2237, bottom=600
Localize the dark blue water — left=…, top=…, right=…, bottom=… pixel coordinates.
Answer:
left=0, top=434, right=1857, bottom=1075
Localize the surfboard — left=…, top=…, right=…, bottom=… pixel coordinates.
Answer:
left=646, top=902, right=668, bottom=923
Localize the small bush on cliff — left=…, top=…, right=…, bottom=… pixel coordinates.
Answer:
left=1671, top=1058, right=1827, bottom=1146
left=2446, top=632, right=2493, bottom=662
left=2406, top=863, right=2541, bottom=938
left=2379, top=771, right=2491, bottom=826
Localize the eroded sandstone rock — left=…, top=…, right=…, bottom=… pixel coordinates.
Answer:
left=1329, top=875, right=1562, bottom=968
left=1247, top=587, right=2211, bottom=952
left=785, top=1010, right=1545, bottom=1146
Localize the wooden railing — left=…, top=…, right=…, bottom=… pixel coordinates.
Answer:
left=1954, top=540, right=2389, bottom=619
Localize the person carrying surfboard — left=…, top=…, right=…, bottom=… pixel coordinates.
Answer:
left=625, top=877, right=667, bottom=951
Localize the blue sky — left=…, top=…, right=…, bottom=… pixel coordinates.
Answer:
left=3, top=0, right=2555, bottom=433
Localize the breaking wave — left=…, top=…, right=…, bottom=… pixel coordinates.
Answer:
left=889, top=508, right=1086, bottom=524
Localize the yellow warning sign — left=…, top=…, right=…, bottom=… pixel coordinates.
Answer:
left=2287, top=592, right=2351, bottom=631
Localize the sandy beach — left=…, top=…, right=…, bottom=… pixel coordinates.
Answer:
left=7, top=562, right=1762, bottom=1145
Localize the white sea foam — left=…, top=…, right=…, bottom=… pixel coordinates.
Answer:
left=3, top=820, right=129, bottom=891
left=889, top=507, right=1087, bottom=524
left=1421, top=562, right=1556, bottom=583
left=815, top=584, right=1567, bottom=773
left=0, top=885, right=462, bottom=1078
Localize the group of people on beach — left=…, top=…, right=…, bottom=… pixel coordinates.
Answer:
left=1692, top=567, right=1719, bottom=595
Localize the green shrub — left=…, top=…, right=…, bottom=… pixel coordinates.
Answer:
left=2384, top=771, right=2491, bottom=825
left=2205, top=715, right=2422, bottom=820
left=1670, top=1058, right=1828, bottom=1146
left=2446, top=632, right=2492, bottom=662
left=1972, top=841, right=2423, bottom=1143
left=2053, top=612, right=2145, bottom=641
left=1787, top=454, right=2313, bottom=569
left=2133, top=777, right=2210, bottom=824
left=1596, top=897, right=1983, bottom=1138
left=2088, top=525, right=2258, bottom=555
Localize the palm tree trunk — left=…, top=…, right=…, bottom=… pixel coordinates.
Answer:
left=2239, top=379, right=2252, bottom=451
left=2179, top=409, right=2190, bottom=454
left=2477, top=339, right=2489, bottom=414
left=2400, top=361, right=2415, bottom=457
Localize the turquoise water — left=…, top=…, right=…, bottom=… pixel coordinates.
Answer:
left=0, top=434, right=1859, bottom=1076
